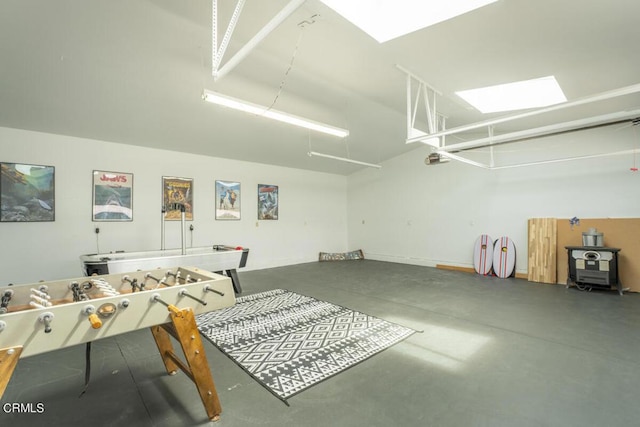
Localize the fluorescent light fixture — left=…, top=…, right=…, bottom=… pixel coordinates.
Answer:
left=308, top=151, right=382, bottom=168
left=202, top=90, right=349, bottom=138
left=456, top=76, right=567, bottom=114
left=320, top=0, right=498, bottom=43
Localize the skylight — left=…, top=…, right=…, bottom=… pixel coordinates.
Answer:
left=320, top=0, right=498, bottom=43
left=455, top=76, right=567, bottom=113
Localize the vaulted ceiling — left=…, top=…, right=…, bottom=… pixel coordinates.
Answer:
left=1, top=0, right=639, bottom=174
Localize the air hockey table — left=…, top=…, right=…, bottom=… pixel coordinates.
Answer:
left=80, top=245, right=249, bottom=294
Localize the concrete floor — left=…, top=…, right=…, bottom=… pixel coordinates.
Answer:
left=3, top=260, right=639, bottom=426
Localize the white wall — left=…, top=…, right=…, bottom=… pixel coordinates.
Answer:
left=347, top=125, right=640, bottom=274
left=0, top=127, right=347, bottom=284
left=3, top=123, right=637, bottom=285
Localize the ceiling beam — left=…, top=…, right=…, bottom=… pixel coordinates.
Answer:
left=406, top=82, right=640, bottom=144
left=212, top=0, right=246, bottom=72
left=213, top=0, right=307, bottom=81
left=438, top=109, right=640, bottom=153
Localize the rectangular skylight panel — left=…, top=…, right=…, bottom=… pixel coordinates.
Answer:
left=455, top=76, right=567, bottom=113
left=320, top=0, right=498, bottom=43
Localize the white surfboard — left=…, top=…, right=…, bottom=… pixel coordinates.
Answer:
left=493, top=236, right=516, bottom=279
left=473, top=234, right=494, bottom=275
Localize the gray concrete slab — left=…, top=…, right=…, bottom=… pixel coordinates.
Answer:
left=3, top=261, right=639, bottom=426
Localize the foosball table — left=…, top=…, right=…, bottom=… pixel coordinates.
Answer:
left=0, top=266, right=235, bottom=421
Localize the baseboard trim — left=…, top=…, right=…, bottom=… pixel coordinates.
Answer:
left=436, top=264, right=527, bottom=279
left=365, top=253, right=437, bottom=267
left=436, top=264, right=476, bottom=274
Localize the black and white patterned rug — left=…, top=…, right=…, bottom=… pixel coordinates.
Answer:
left=196, top=289, right=416, bottom=403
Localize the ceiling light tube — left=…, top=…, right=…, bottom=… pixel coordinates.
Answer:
left=308, top=151, right=382, bottom=168
left=203, top=90, right=349, bottom=138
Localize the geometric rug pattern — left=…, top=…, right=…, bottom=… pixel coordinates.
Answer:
left=196, top=289, right=416, bottom=402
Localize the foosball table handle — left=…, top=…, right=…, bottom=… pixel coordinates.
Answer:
left=82, top=305, right=103, bottom=329
left=150, top=294, right=184, bottom=317
left=38, top=312, right=54, bottom=333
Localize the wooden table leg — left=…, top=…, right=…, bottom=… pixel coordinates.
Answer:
left=0, top=346, right=23, bottom=398
left=150, top=325, right=180, bottom=376
left=150, top=309, right=222, bottom=421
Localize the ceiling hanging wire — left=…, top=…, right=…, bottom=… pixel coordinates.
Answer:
left=632, top=119, right=640, bottom=172
left=205, top=5, right=349, bottom=138
left=265, top=15, right=316, bottom=112
left=212, top=0, right=305, bottom=80
left=209, top=4, right=378, bottom=167
left=200, top=5, right=208, bottom=96
left=345, top=137, right=351, bottom=160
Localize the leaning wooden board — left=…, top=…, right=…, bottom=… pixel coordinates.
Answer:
left=527, top=218, right=557, bottom=284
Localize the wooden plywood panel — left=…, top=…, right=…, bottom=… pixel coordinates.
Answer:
left=527, top=218, right=557, bottom=284
left=557, top=218, right=640, bottom=292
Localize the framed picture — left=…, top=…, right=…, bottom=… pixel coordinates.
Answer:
left=0, top=162, right=55, bottom=222
left=92, top=170, right=133, bottom=221
left=215, top=180, right=241, bottom=220
left=258, top=184, right=278, bottom=220
left=162, top=176, right=193, bottom=220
